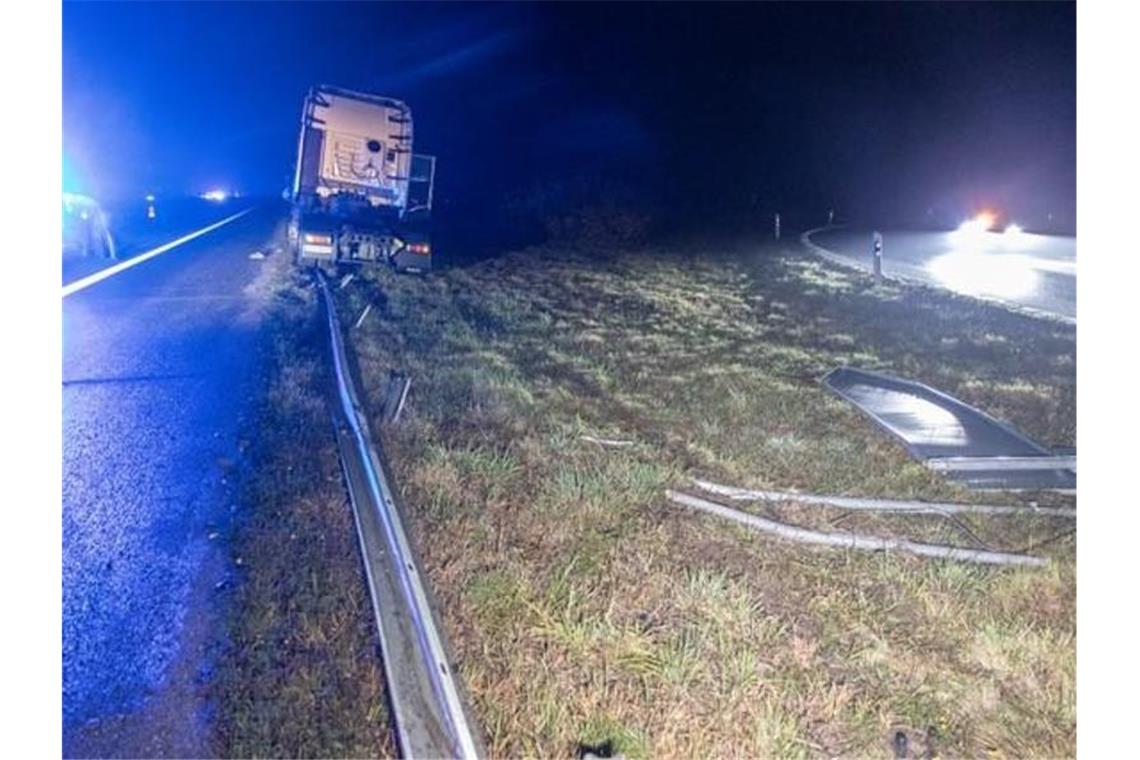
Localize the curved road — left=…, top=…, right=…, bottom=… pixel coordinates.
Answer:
left=63, top=205, right=279, bottom=757
left=806, top=227, right=1076, bottom=321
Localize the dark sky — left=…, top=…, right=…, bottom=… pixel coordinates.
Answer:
left=63, top=1, right=1075, bottom=226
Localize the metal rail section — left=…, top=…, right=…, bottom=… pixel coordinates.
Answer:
left=822, top=366, right=1076, bottom=490
left=926, top=455, right=1077, bottom=473
left=318, top=272, right=483, bottom=759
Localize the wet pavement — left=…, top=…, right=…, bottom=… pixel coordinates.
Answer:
left=62, top=205, right=279, bottom=756
left=63, top=197, right=250, bottom=287
left=806, top=227, right=1076, bottom=321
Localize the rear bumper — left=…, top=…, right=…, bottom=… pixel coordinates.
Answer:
left=291, top=211, right=430, bottom=269
left=300, top=242, right=335, bottom=258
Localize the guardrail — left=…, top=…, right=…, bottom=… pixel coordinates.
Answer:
left=318, top=271, right=483, bottom=759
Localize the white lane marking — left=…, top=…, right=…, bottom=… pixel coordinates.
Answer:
left=62, top=208, right=254, bottom=298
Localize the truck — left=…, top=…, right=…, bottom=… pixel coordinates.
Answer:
left=288, top=84, right=436, bottom=272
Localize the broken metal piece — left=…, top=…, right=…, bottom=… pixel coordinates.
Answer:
left=822, top=367, right=1075, bottom=490
left=926, top=455, right=1077, bottom=473
left=381, top=371, right=412, bottom=424
left=353, top=302, right=374, bottom=329
left=581, top=435, right=635, bottom=448
left=665, top=490, right=1047, bottom=567
left=692, top=478, right=1075, bottom=518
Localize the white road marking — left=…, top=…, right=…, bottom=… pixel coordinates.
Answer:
left=62, top=208, right=254, bottom=298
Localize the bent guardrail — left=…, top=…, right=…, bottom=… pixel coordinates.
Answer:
left=319, top=271, right=483, bottom=759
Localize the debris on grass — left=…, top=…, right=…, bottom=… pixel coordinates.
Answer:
left=580, top=435, right=636, bottom=448
left=354, top=301, right=374, bottom=329
left=822, top=366, right=1075, bottom=490
left=692, top=478, right=1076, bottom=518
left=381, top=371, right=411, bottom=424
left=665, top=489, right=1048, bottom=567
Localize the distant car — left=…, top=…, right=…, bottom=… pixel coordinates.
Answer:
left=63, top=193, right=116, bottom=260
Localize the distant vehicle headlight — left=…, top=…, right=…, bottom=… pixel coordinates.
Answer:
left=974, top=211, right=997, bottom=231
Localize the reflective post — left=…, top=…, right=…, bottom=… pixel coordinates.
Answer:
left=871, top=231, right=883, bottom=284
left=828, top=208, right=834, bottom=226
left=774, top=212, right=781, bottom=240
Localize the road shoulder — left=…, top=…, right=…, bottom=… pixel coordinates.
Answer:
left=212, top=245, right=395, bottom=757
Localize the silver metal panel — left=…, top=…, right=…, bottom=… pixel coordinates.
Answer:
left=823, top=367, right=1075, bottom=490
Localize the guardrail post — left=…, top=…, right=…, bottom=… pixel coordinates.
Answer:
left=871, top=231, right=883, bottom=284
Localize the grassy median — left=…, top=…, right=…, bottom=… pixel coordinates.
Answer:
left=337, top=233, right=1075, bottom=758
left=213, top=242, right=395, bottom=758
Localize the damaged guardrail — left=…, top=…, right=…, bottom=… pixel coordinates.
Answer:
left=822, top=366, right=1076, bottom=491
left=665, top=490, right=1049, bottom=567
left=318, top=271, right=484, bottom=759
left=692, top=479, right=1076, bottom=519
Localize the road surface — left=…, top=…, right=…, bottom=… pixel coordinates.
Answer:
left=805, top=227, right=1076, bottom=321
left=62, top=204, right=279, bottom=757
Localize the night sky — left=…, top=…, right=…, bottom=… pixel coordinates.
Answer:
left=63, top=1, right=1075, bottom=229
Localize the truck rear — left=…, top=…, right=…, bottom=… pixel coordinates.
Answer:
left=289, top=85, right=436, bottom=272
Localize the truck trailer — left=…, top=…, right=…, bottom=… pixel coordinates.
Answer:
left=288, top=85, right=436, bottom=272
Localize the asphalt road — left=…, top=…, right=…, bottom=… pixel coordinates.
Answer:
left=806, top=227, right=1076, bottom=321
left=62, top=205, right=280, bottom=756
left=63, top=197, right=249, bottom=287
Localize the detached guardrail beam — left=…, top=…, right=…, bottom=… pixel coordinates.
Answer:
left=925, top=455, right=1076, bottom=473
left=692, top=479, right=1076, bottom=519
left=666, top=490, right=1048, bottom=568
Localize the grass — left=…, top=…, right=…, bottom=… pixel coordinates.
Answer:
left=213, top=243, right=395, bottom=757
left=332, top=234, right=1075, bottom=757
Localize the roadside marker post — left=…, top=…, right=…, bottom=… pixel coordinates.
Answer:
left=828, top=208, right=834, bottom=226
left=871, top=231, right=883, bottom=284
left=774, top=212, right=781, bottom=240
